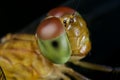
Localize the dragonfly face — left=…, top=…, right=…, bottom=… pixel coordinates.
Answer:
left=36, top=6, right=91, bottom=64
left=60, top=12, right=91, bottom=57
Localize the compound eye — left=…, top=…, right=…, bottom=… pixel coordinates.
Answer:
left=36, top=17, right=71, bottom=64
left=36, top=17, right=64, bottom=40
left=47, top=6, right=75, bottom=17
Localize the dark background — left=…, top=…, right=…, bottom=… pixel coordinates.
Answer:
left=0, top=0, right=120, bottom=80
left=0, top=0, right=67, bottom=37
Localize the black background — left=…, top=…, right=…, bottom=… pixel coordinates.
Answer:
left=0, top=0, right=67, bottom=37
left=0, top=0, right=120, bottom=80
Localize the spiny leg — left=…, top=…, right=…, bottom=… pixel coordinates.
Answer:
left=45, top=71, right=71, bottom=80
left=56, top=64, right=90, bottom=80
left=70, top=58, right=120, bottom=73
left=56, top=71, right=71, bottom=80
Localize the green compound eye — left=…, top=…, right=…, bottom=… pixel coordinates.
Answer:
left=36, top=17, right=71, bottom=64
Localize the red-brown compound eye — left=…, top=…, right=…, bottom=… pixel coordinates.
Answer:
left=36, top=17, right=65, bottom=40
left=47, top=6, right=75, bottom=17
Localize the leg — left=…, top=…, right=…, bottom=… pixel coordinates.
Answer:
left=56, top=65, right=91, bottom=80
left=0, top=67, right=6, bottom=80
left=70, top=59, right=120, bottom=73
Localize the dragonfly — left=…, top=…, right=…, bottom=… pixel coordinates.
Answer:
left=0, top=6, right=120, bottom=80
